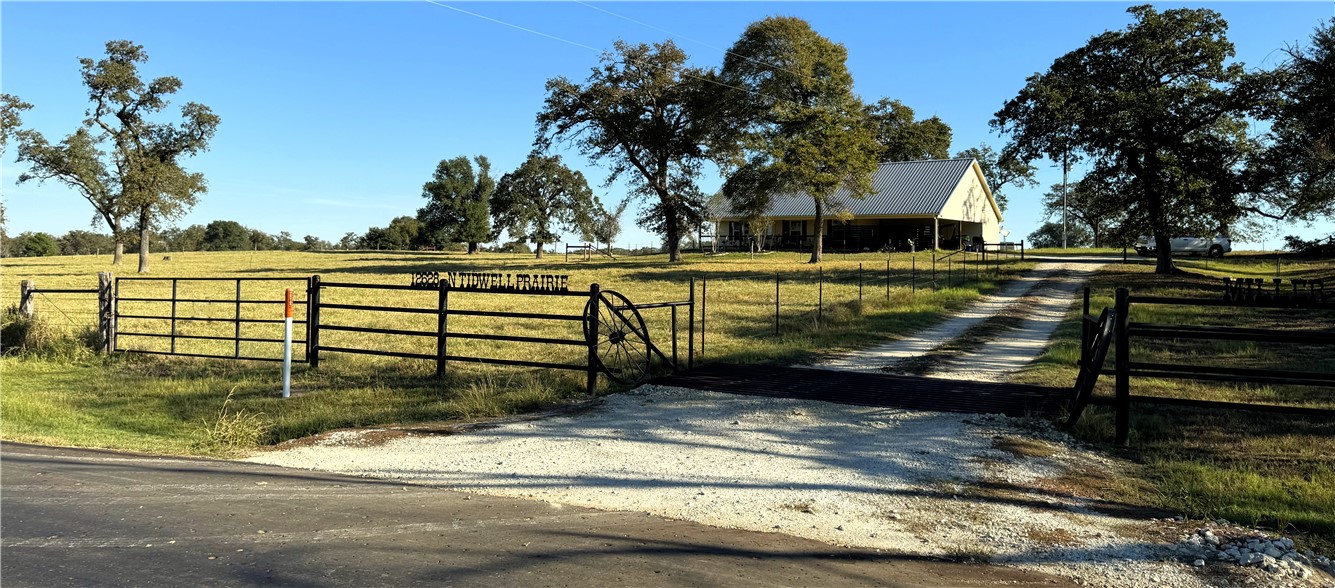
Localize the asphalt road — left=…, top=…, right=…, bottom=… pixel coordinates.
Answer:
left=1, top=443, right=1074, bottom=587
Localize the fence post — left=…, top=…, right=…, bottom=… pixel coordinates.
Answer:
left=818, top=267, right=824, bottom=328
left=671, top=304, right=679, bottom=370
left=170, top=279, right=179, bottom=354
left=775, top=272, right=780, bottom=336
left=911, top=256, right=916, bottom=293
left=687, top=277, right=695, bottom=369
left=308, top=275, right=322, bottom=368
left=98, top=272, right=114, bottom=353
left=19, top=280, right=35, bottom=319
left=885, top=258, right=890, bottom=302
left=858, top=263, right=863, bottom=307
left=1020, top=240, right=1025, bottom=260
left=436, top=279, right=449, bottom=378
left=1114, top=287, right=1131, bottom=446
left=947, top=259, right=952, bottom=288
left=587, top=283, right=600, bottom=394
left=932, top=255, right=937, bottom=288
left=701, top=278, right=707, bottom=360
left=234, top=279, right=243, bottom=359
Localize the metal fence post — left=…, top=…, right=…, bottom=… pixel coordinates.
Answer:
left=687, top=277, right=695, bottom=369
left=671, top=304, right=679, bottom=370
left=911, top=257, right=916, bottom=293
left=436, top=279, right=449, bottom=378
left=98, top=272, right=114, bottom=353
left=818, top=267, right=824, bottom=328
left=234, top=279, right=242, bottom=358
left=1114, top=287, right=1131, bottom=446
left=170, top=279, right=179, bottom=354
left=885, top=258, right=890, bottom=302
left=701, top=278, right=707, bottom=359
left=587, top=283, right=600, bottom=394
left=308, top=275, right=322, bottom=368
left=19, top=280, right=35, bottom=319
left=775, top=272, right=780, bottom=336
left=858, top=263, right=863, bottom=306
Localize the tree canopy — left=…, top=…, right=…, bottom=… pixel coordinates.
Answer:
left=417, top=155, right=495, bottom=254
left=537, top=40, right=717, bottom=262
left=202, top=220, right=251, bottom=251
left=993, top=6, right=1273, bottom=273
left=1248, top=19, right=1335, bottom=224
left=491, top=154, right=594, bottom=258
left=867, top=98, right=952, bottom=162
left=717, top=16, right=881, bottom=263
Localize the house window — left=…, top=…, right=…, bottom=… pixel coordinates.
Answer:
left=728, top=221, right=748, bottom=237
left=782, top=220, right=804, bottom=236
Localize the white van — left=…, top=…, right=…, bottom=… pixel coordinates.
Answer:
left=1134, top=235, right=1232, bottom=257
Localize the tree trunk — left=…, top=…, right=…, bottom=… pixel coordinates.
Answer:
left=112, top=242, right=124, bottom=266
left=808, top=199, right=825, bottom=264
left=1153, top=234, right=1174, bottom=274
left=665, top=213, right=682, bottom=262
left=467, top=242, right=479, bottom=255
left=138, top=228, right=151, bottom=273
left=535, top=242, right=544, bottom=259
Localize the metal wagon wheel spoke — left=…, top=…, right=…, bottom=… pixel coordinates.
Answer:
left=584, top=290, right=652, bottom=384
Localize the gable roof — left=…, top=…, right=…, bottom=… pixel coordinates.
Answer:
left=711, top=158, right=999, bottom=220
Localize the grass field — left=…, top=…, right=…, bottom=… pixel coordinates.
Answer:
left=1011, top=255, right=1335, bottom=549
left=2, top=248, right=1025, bottom=455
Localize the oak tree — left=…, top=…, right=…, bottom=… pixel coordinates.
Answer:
left=538, top=40, right=716, bottom=262
left=417, top=155, right=495, bottom=254
left=16, top=41, right=218, bottom=272
left=717, top=16, right=881, bottom=264
left=491, top=154, right=594, bottom=259
left=993, top=6, right=1270, bottom=273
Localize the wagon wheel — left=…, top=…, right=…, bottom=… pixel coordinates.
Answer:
left=584, top=290, right=653, bottom=385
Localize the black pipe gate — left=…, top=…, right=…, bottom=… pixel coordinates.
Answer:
left=112, top=277, right=311, bottom=362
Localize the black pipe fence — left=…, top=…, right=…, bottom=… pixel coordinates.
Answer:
left=701, top=252, right=1026, bottom=337
left=1071, top=286, right=1335, bottom=445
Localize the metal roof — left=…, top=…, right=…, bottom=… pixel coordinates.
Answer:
left=712, top=158, right=983, bottom=219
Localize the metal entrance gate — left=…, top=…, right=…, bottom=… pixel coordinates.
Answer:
left=112, top=277, right=311, bottom=362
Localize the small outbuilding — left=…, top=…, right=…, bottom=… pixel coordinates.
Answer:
left=709, top=158, right=1002, bottom=252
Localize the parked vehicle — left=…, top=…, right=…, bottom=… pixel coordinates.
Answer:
left=1134, top=235, right=1232, bottom=257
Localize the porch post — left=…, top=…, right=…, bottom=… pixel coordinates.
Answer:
left=932, top=217, right=940, bottom=251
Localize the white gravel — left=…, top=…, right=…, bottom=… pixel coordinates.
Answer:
left=250, top=386, right=1215, bottom=588
left=810, top=260, right=1104, bottom=379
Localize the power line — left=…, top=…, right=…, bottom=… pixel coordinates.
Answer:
left=572, top=0, right=826, bottom=88
left=420, top=1, right=837, bottom=114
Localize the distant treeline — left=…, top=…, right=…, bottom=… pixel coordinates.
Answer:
left=0, top=221, right=340, bottom=258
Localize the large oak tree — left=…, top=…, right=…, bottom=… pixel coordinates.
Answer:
left=418, top=155, right=495, bottom=254
left=993, top=6, right=1273, bottom=274
left=491, top=154, right=595, bottom=259
left=537, top=40, right=715, bottom=262
left=16, top=41, right=217, bottom=272
left=717, top=16, right=881, bottom=264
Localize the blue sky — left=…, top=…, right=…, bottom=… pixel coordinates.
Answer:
left=3, top=1, right=1332, bottom=250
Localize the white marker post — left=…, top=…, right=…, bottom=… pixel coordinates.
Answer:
left=282, top=288, right=293, bottom=398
